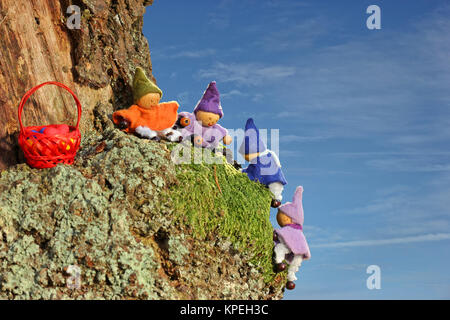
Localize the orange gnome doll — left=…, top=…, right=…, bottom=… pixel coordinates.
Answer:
left=113, top=67, right=182, bottom=141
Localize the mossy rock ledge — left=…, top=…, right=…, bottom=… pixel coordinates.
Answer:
left=0, top=128, right=286, bottom=299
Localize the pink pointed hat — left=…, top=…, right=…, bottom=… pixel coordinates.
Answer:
left=278, top=186, right=304, bottom=225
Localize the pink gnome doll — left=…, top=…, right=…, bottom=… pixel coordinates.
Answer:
left=273, top=186, right=311, bottom=290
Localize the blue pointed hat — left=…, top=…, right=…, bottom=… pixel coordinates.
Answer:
left=193, top=81, right=224, bottom=118
left=239, top=118, right=267, bottom=155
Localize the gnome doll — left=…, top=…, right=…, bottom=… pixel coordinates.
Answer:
left=176, top=81, right=232, bottom=151
left=273, top=186, right=311, bottom=290
left=112, top=67, right=182, bottom=142
left=239, top=118, right=287, bottom=208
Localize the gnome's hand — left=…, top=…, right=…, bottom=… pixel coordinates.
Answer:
left=273, top=231, right=279, bottom=242
left=191, top=135, right=203, bottom=147
left=116, top=116, right=130, bottom=130
left=178, top=116, right=191, bottom=128
left=223, top=135, right=232, bottom=145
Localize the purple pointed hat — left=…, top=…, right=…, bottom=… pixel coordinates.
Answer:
left=278, top=186, right=304, bottom=225
left=193, top=81, right=224, bottom=118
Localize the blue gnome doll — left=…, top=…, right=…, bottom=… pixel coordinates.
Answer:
left=238, top=118, right=287, bottom=208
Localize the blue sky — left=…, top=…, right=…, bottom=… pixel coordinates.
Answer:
left=143, top=0, right=450, bottom=299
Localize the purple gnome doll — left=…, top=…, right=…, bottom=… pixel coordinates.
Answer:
left=273, top=186, right=311, bottom=290
left=176, top=81, right=232, bottom=152
left=239, top=118, right=287, bottom=208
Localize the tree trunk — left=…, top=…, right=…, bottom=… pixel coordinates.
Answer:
left=0, top=0, right=156, bottom=170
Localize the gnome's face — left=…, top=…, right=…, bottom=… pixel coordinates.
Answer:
left=276, top=210, right=292, bottom=227
left=195, top=111, right=220, bottom=127
left=244, top=152, right=260, bottom=162
left=137, top=93, right=161, bottom=109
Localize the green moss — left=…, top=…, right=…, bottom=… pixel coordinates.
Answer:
left=166, top=145, right=276, bottom=282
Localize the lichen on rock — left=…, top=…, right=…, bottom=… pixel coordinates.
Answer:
left=0, top=128, right=285, bottom=299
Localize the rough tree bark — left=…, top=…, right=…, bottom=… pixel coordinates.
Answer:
left=0, top=0, right=156, bottom=170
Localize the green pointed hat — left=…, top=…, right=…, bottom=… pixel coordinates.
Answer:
left=132, top=67, right=163, bottom=102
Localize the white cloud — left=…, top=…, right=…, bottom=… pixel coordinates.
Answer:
left=176, top=91, right=192, bottom=106
left=329, top=151, right=450, bottom=173
left=270, top=5, right=450, bottom=147
left=312, top=233, right=450, bottom=249
left=262, top=0, right=310, bottom=9
left=171, top=49, right=216, bottom=59
left=198, top=62, right=296, bottom=86
left=331, top=151, right=450, bottom=158
left=207, top=0, right=235, bottom=29
left=333, top=175, right=450, bottom=237
left=280, top=134, right=332, bottom=143
left=304, top=225, right=345, bottom=243
left=254, top=17, right=327, bottom=51
left=365, top=158, right=450, bottom=173
left=220, top=90, right=265, bottom=104
left=220, top=89, right=246, bottom=99
left=154, top=48, right=216, bottom=60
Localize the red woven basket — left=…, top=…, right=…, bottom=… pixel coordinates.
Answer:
left=18, top=82, right=82, bottom=169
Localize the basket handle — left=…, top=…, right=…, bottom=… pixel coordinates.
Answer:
left=18, top=81, right=82, bottom=133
